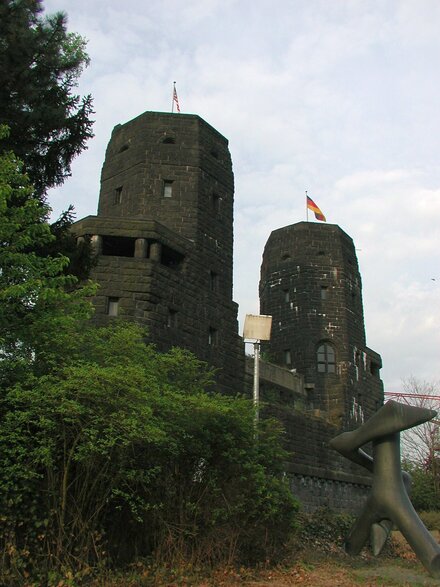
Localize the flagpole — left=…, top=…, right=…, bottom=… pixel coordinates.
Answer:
left=171, top=82, right=176, bottom=113
left=306, top=190, right=309, bottom=222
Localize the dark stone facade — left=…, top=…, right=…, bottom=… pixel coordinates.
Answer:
left=259, top=222, right=383, bottom=428
left=257, top=222, right=384, bottom=511
left=289, top=475, right=370, bottom=514
left=267, top=405, right=372, bottom=512
left=73, top=111, right=384, bottom=512
left=73, top=111, right=244, bottom=394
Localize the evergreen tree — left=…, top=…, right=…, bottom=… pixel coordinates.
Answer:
left=0, top=0, right=94, bottom=197
left=0, top=125, right=94, bottom=383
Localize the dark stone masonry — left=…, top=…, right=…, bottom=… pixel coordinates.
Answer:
left=73, top=110, right=384, bottom=512
left=73, top=112, right=244, bottom=394
left=260, top=222, right=383, bottom=429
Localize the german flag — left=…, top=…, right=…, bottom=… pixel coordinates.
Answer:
left=307, top=195, right=326, bottom=222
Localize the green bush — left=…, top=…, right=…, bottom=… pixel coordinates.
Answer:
left=419, top=511, right=440, bottom=531
left=403, top=463, right=440, bottom=511
left=292, top=507, right=354, bottom=552
left=0, top=322, right=299, bottom=585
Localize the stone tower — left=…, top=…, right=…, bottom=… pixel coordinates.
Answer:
left=259, top=221, right=383, bottom=427
left=73, top=111, right=243, bottom=394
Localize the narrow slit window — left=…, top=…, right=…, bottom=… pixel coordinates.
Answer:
left=321, top=286, right=328, bottom=300
left=210, top=271, right=219, bottom=292
left=212, top=193, right=221, bottom=214
left=284, top=349, right=292, bottom=365
left=167, top=308, right=177, bottom=328
left=208, top=327, right=218, bottom=346
left=284, top=289, right=290, bottom=302
left=114, top=186, right=123, bottom=204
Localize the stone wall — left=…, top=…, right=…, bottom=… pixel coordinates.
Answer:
left=260, top=222, right=383, bottom=429
left=266, top=405, right=372, bottom=512
left=243, top=358, right=374, bottom=512
left=289, top=474, right=369, bottom=513
left=72, top=112, right=244, bottom=395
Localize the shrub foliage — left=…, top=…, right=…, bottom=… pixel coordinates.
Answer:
left=0, top=322, right=298, bottom=584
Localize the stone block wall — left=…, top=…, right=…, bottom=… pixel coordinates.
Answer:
left=98, top=112, right=234, bottom=299
left=72, top=112, right=244, bottom=395
left=260, top=222, right=383, bottom=429
left=289, top=474, right=369, bottom=513
left=266, top=405, right=372, bottom=512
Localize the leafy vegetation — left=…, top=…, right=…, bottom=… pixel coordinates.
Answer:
left=0, top=0, right=95, bottom=283
left=293, top=507, right=354, bottom=553
left=0, top=125, right=94, bottom=383
left=0, top=0, right=94, bottom=197
left=403, top=462, right=440, bottom=512
left=0, top=322, right=299, bottom=585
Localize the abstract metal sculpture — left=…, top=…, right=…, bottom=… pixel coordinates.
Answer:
left=331, top=400, right=440, bottom=579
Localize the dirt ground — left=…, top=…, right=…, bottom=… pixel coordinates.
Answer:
left=98, top=532, right=440, bottom=586
left=235, top=558, right=440, bottom=586
left=196, top=532, right=440, bottom=587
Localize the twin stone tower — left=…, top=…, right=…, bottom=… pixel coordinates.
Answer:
left=73, top=111, right=384, bottom=511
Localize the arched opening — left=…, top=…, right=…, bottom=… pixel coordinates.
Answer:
left=317, top=342, right=336, bottom=374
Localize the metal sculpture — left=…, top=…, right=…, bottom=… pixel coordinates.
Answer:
left=330, top=400, right=440, bottom=579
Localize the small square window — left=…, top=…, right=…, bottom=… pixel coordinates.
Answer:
left=163, top=180, right=173, bottom=198
left=370, top=361, right=380, bottom=377
left=107, top=297, right=119, bottom=316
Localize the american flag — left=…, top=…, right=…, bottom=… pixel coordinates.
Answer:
left=173, top=84, right=181, bottom=113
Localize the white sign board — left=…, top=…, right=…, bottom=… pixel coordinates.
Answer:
left=243, top=314, right=272, bottom=341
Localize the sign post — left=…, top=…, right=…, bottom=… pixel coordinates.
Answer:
left=243, top=314, right=272, bottom=425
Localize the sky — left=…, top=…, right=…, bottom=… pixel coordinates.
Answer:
left=43, top=0, right=440, bottom=393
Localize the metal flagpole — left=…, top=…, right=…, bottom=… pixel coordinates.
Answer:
left=171, top=82, right=176, bottom=113
left=306, top=190, right=309, bottom=221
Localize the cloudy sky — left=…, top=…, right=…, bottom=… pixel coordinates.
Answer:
left=43, top=0, right=439, bottom=393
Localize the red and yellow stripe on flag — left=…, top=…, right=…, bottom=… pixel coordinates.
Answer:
left=307, top=196, right=326, bottom=222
